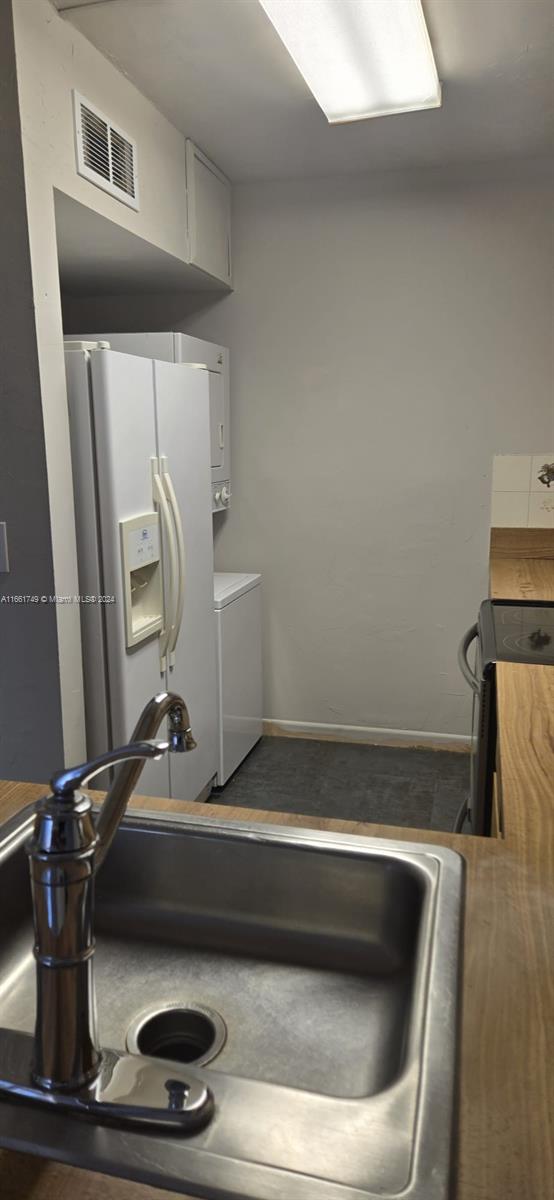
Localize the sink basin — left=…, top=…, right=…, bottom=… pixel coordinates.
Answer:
left=0, top=804, right=463, bottom=1199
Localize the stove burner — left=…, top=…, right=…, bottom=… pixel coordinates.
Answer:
left=529, top=628, right=552, bottom=649
left=499, top=606, right=554, bottom=627
left=502, top=630, right=553, bottom=655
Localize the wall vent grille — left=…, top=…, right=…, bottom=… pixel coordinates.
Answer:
left=73, top=92, right=139, bottom=210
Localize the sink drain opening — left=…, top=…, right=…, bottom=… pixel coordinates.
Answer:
left=127, top=1003, right=226, bottom=1067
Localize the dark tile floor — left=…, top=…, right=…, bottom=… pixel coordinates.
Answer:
left=211, top=737, right=469, bottom=832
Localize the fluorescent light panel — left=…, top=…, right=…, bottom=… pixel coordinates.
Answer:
left=258, top=0, right=441, bottom=123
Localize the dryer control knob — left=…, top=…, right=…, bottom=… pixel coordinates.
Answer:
left=213, top=490, right=221, bottom=506
left=221, top=485, right=231, bottom=504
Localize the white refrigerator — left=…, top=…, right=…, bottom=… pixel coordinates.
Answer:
left=64, top=343, right=218, bottom=801
left=70, top=331, right=230, bottom=512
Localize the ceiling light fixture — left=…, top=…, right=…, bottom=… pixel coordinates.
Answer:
left=258, top=0, right=441, bottom=124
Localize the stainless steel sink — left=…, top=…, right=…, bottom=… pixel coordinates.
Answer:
left=0, top=804, right=463, bottom=1200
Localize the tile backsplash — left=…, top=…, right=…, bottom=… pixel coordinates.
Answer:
left=491, top=454, right=554, bottom=528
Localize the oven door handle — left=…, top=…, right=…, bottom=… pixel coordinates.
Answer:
left=458, top=623, right=480, bottom=694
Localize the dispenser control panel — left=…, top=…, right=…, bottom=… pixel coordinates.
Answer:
left=126, top=521, right=160, bottom=569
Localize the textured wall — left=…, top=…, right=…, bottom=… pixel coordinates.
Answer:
left=188, top=168, right=554, bottom=736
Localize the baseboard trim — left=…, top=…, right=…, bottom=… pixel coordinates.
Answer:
left=263, top=719, right=471, bottom=753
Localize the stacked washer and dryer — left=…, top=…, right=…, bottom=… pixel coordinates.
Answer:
left=77, top=329, right=264, bottom=789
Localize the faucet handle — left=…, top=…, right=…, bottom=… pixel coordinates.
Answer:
left=50, top=740, right=169, bottom=801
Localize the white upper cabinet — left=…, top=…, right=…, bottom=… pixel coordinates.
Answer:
left=185, top=140, right=232, bottom=287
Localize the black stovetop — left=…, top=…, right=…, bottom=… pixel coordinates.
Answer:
left=479, top=599, right=554, bottom=669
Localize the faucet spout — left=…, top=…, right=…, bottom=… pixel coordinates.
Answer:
left=26, top=691, right=196, bottom=1093
left=95, top=692, right=195, bottom=868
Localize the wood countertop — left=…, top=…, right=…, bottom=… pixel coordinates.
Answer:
left=2, top=545, right=554, bottom=1200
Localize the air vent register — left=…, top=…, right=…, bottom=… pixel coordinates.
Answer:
left=73, top=91, right=138, bottom=210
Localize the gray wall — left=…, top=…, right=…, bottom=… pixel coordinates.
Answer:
left=0, top=0, right=63, bottom=780
left=64, top=163, right=554, bottom=737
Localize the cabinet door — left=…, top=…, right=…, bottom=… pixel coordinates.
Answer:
left=185, top=139, right=232, bottom=285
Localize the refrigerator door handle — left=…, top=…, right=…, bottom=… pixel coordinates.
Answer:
left=161, top=457, right=186, bottom=669
left=152, top=457, right=178, bottom=673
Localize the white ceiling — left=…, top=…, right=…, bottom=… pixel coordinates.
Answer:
left=54, top=0, right=554, bottom=182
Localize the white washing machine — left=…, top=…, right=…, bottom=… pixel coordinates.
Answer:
left=213, top=573, right=263, bottom=785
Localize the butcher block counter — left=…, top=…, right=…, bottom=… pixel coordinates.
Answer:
left=1, top=535, right=554, bottom=1200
